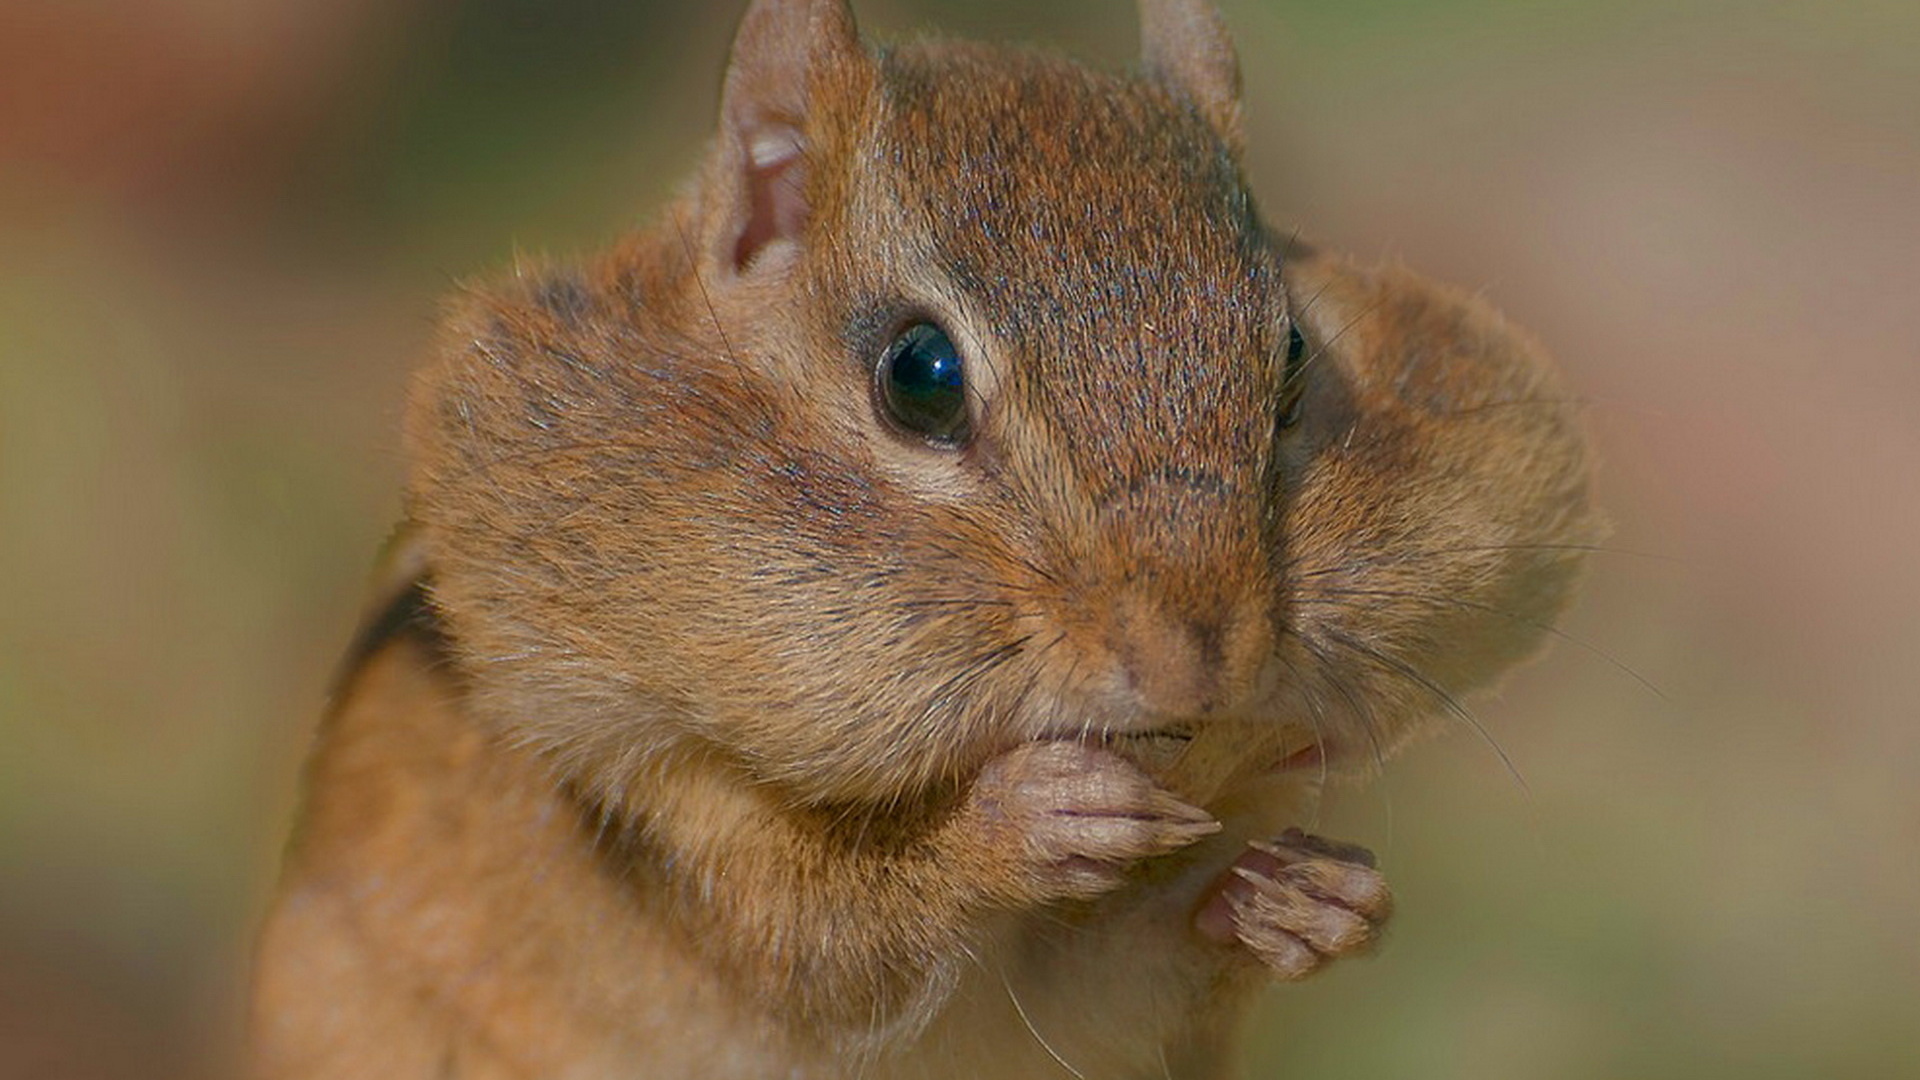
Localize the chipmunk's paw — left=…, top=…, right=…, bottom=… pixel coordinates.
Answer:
left=1194, top=828, right=1392, bottom=980
left=971, top=741, right=1220, bottom=902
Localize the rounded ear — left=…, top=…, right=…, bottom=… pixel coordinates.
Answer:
left=711, top=0, right=864, bottom=274
left=1137, top=0, right=1243, bottom=151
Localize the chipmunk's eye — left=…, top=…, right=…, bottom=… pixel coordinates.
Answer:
left=878, top=321, right=970, bottom=445
left=1278, top=319, right=1309, bottom=430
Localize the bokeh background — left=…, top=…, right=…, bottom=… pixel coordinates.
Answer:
left=1, top=0, right=1915, bottom=1076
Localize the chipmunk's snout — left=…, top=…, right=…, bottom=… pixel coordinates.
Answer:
left=1078, top=463, right=1277, bottom=722
left=1108, top=587, right=1274, bottom=719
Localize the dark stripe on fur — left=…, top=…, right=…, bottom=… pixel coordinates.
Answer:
left=330, top=574, right=450, bottom=699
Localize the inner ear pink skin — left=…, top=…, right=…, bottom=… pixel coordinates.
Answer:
left=734, top=126, right=809, bottom=272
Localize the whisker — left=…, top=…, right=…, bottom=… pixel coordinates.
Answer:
left=1000, top=964, right=1087, bottom=1080
left=892, top=597, right=1018, bottom=612
left=671, top=210, right=785, bottom=433
left=1276, top=222, right=1306, bottom=263
left=1285, top=541, right=1681, bottom=578
left=1291, top=278, right=1335, bottom=326
left=1272, top=647, right=1333, bottom=822
left=917, top=635, right=1033, bottom=732
left=1299, top=294, right=1386, bottom=383
left=1321, top=630, right=1532, bottom=802
left=1429, top=396, right=1591, bottom=417
left=1292, top=629, right=1390, bottom=782
left=1305, top=585, right=1667, bottom=701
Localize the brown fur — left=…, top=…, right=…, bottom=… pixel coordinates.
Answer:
left=252, top=1, right=1596, bottom=1076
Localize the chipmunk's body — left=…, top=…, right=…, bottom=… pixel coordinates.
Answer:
left=253, top=575, right=1295, bottom=1079
left=252, top=2, right=1595, bottom=1077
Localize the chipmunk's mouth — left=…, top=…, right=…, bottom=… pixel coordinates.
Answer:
left=1037, top=723, right=1325, bottom=777
left=1031, top=721, right=1197, bottom=772
left=1103, top=727, right=1195, bottom=773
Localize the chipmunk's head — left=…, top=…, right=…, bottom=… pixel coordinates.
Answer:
left=407, top=0, right=1595, bottom=812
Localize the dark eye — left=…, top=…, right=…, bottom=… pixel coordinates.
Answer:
left=878, top=321, right=970, bottom=445
left=1278, top=319, right=1309, bottom=430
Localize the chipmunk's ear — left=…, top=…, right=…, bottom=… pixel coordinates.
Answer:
left=1138, top=0, right=1243, bottom=151
left=712, top=0, right=863, bottom=275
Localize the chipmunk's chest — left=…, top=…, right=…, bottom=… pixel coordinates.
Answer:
left=865, top=808, right=1303, bottom=1080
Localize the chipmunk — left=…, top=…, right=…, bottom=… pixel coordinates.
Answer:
left=249, top=1, right=1596, bottom=1076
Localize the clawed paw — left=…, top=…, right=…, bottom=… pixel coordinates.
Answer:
left=971, top=741, right=1221, bottom=902
left=1195, top=828, right=1392, bottom=980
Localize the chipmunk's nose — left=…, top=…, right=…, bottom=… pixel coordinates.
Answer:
left=1107, top=584, right=1274, bottom=719
left=1089, top=463, right=1277, bottom=718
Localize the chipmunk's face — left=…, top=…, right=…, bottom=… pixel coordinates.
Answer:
left=406, top=1, right=1594, bottom=812
left=798, top=49, right=1306, bottom=795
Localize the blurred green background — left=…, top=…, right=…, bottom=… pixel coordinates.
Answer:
left=1, top=0, right=1915, bottom=1076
